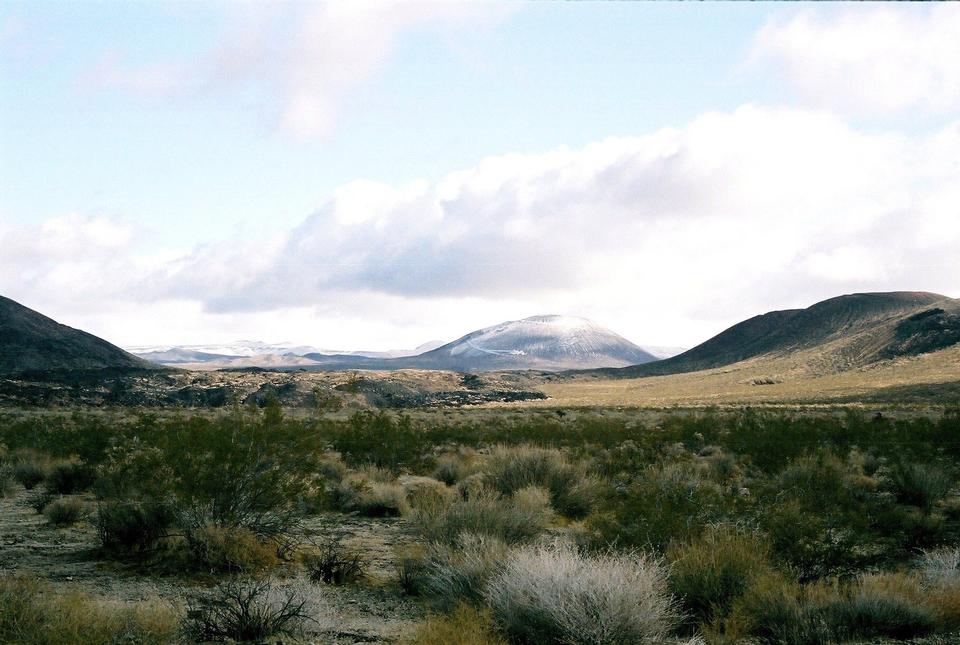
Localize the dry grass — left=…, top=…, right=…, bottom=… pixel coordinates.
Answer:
left=520, top=343, right=960, bottom=408
left=406, top=603, right=507, bottom=645
left=0, top=577, right=178, bottom=645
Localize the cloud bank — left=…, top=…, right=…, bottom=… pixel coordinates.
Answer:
left=4, top=105, right=958, bottom=347
left=751, top=4, right=960, bottom=114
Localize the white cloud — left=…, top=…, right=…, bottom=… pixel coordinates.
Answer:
left=84, top=2, right=512, bottom=138
left=751, top=4, right=960, bottom=114
left=3, top=106, right=959, bottom=348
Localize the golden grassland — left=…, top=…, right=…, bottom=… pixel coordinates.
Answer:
left=512, top=344, right=960, bottom=408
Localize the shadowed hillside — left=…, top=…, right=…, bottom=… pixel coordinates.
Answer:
left=0, top=295, right=152, bottom=375
left=585, top=292, right=958, bottom=379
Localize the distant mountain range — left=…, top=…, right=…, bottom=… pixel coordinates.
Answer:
left=0, top=296, right=150, bottom=375
left=578, top=291, right=960, bottom=379
left=129, top=315, right=663, bottom=372
left=3, top=291, right=957, bottom=383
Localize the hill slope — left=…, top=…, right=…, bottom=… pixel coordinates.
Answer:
left=0, top=296, right=151, bottom=375
left=587, top=292, right=959, bottom=379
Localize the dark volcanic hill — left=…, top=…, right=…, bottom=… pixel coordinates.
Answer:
left=0, top=295, right=151, bottom=375
left=586, top=291, right=960, bottom=379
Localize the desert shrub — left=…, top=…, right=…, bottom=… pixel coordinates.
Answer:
left=96, top=501, right=175, bottom=554
left=915, top=548, right=960, bottom=629
left=0, top=463, right=16, bottom=497
left=44, top=496, right=85, bottom=527
left=97, top=411, right=323, bottom=542
left=317, top=452, right=348, bottom=483
left=668, top=526, right=774, bottom=628
left=395, top=545, right=428, bottom=595
left=187, top=524, right=279, bottom=573
left=484, top=540, right=677, bottom=645
left=358, top=481, right=410, bottom=517
left=413, top=486, right=553, bottom=544
left=888, top=462, right=953, bottom=510
left=331, top=472, right=410, bottom=517
left=826, top=574, right=935, bottom=641
left=720, top=573, right=824, bottom=644
left=918, top=546, right=960, bottom=587
left=405, top=603, right=508, bottom=645
left=421, top=533, right=509, bottom=607
left=590, top=460, right=728, bottom=552
left=433, top=449, right=482, bottom=486
left=484, top=445, right=600, bottom=519
left=723, top=573, right=936, bottom=643
left=331, top=410, right=425, bottom=471
left=45, top=460, right=96, bottom=495
left=0, top=576, right=177, bottom=645
left=183, top=579, right=312, bottom=642
left=304, top=536, right=367, bottom=585
left=12, top=459, right=47, bottom=490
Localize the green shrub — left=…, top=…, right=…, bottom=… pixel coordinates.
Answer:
left=413, top=487, right=553, bottom=544
left=44, top=496, right=85, bottom=527
left=590, top=460, right=727, bottom=551
left=183, top=579, right=312, bottom=642
left=484, top=445, right=600, bottom=519
left=485, top=541, right=677, bottom=645
left=303, top=536, right=366, bottom=585
left=888, top=462, right=953, bottom=511
left=12, top=460, right=47, bottom=490
left=96, top=501, right=174, bottom=554
left=668, top=527, right=774, bottom=628
left=45, top=460, right=96, bottom=495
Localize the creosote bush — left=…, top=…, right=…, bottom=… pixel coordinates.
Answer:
left=485, top=540, right=677, bottom=645
left=183, top=578, right=313, bottom=642
left=96, top=501, right=175, bottom=555
left=44, top=496, right=85, bottom=527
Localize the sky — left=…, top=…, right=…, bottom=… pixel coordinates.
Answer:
left=1, top=1, right=959, bottom=351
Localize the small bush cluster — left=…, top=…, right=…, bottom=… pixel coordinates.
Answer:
left=303, top=536, right=367, bottom=585
left=484, top=445, right=601, bottom=519
left=187, top=524, right=279, bottom=573
left=183, top=579, right=313, bottom=642
left=413, top=487, right=553, bottom=544
left=43, top=496, right=85, bottom=527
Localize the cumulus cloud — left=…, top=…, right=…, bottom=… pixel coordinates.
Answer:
left=751, top=4, right=960, bottom=114
left=4, top=106, right=959, bottom=347
left=83, top=2, right=511, bottom=137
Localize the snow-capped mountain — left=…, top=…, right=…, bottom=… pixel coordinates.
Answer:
left=401, top=315, right=658, bottom=371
